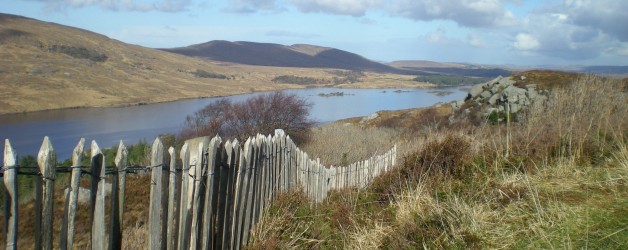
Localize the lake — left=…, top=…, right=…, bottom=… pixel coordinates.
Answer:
left=0, top=87, right=466, bottom=159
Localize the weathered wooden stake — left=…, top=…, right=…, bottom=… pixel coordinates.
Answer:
left=60, top=138, right=84, bottom=250
left=200, top=136, right=221, bottom=250
left=148, top=138, right=164, bottom=250
left=37, top=137, right=56, bottom=250
left=109, top=141, right=127, bottom=250
left=177, top=143, right=191, bottom=250
left=166, top=147, right=177, bottom=250
left=3, top=140, right=18, bottom=250
left=90, top=140, right=106, bottom=250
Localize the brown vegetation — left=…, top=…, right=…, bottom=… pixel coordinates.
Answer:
left=247, top=73, right=628, bottom=249
left=179, top=92, right=315, bottom=144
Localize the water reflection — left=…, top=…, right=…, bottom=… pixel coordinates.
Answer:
left=0, top=87, right=466, bottom=159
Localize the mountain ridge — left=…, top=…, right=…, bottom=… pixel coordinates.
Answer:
left=160, top=40, right=407, bottom=73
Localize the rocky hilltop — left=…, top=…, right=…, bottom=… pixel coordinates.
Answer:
left=450, top=74, right=549, bottom=123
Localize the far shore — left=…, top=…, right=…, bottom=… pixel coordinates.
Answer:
left=0, top=82, right=440, bottom=116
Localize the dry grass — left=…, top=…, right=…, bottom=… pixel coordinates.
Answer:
left=250, top=74, right=627, bottom=249
left=301, top=123, right=401, bottom=166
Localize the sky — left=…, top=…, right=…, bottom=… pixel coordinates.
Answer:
left=2, top=0, right=627, bottom=66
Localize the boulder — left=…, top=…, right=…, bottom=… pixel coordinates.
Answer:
left=488, top=93, right=500, bottom=105
left=480, top=90, right=492, bottom=99
left=360, top=112, right=379, bottom=124
left=468, top=83, right=486, bottom=98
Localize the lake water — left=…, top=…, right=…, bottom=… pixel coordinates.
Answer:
left=0, top=87, right=466, bottom=160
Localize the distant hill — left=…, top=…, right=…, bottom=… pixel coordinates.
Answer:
left=390, top=60, right=516, bottom=78
left=161, top=41, right=405, bottom=73
left=578, top=66, right=628, bottom=75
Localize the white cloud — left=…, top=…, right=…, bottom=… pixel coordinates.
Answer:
left=226, top=0, right=278, bottom=13
left=467, top=33, right=484, bottom=47
left=36, top=0, right=194, bottom=12
left=425, top=28, right=447, bottom=44
left=561, top=0, right=628, bottom=42
left=513, top=33, right=539, bottom=50
left=390, top=0, right=517, bottom=28
left=508, top=1, right=627, bottom=60
left=289, top=0, right=380, bottom=16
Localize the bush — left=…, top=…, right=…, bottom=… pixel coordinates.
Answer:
left=193, top=69, right=228, bottom=79
left=272, top=75, right=321, bottom=85
left=48, top=45, right=107, bottom=62
left=179, top=92, right=315, bottom=144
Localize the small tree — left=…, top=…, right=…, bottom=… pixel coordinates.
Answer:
left=179, top=92, right=315, bottom=144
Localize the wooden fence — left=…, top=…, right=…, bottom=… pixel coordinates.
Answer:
left=1, top=129, right=396, bottom=249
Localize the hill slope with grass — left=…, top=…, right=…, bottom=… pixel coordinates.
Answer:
left=247, top=72, right=628, bottom=249
left=1, top=14, right=425, bottom=114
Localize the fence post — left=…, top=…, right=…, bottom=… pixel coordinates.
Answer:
left=231, top=139, right=251, bottom=250
left=37, top=137, right=56, bottom=250
left=3, top=140, right=18, bottom=250
left=89, top=140, right=106, bottom=250
left=60, top=138, right=85, bottom=250
left=240, top=138, right=258, bottom=246
left=200, top=136, right=221, bottom=250
left=166, top=147, right=177, bottom=250
left=148, top=138, right=164, bottom=250
left=220, top=140, right=239, bottom=249
left=109, top=141, right=127, bottom=250
left=189, top=137, right=209, bottom=249
left=177, top=142, right=191, bottom=250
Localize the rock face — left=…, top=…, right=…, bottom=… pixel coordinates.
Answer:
left=451, top=75, right=548, bottom=120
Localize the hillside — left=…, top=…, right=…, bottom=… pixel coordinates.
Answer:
left=390, top=60, right=516, bottom=78
left=0, top=14, right=311, bottom=114
left=161, top=41, right=405, bottom=73
left=0, top=14, right=432, bottom=114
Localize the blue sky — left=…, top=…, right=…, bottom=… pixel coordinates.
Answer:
left=2, top=0, right=627, bottom=66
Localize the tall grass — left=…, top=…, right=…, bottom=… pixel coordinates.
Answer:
left=249, top=74, right=628, bottom=249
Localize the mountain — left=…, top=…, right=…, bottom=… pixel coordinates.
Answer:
left=389, top=60, right=519, bottom=78
left=161, top=41, right=405, bottom=73
left=0, top=14, right=343, bottom=114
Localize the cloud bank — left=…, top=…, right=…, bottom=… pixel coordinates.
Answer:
left=35, top=0, right=194, bottom=12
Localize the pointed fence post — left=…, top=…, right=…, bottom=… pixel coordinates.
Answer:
left=231, top=139, right=252, bottom=250
left=166, top=147, right=178, bottom=250
left=37, top=137, right=56, bottom=250
left=200, top=136, right=221, bottom=250
left=148, top=138, right=164, bottom=250
left=109, top=141, right=128, bottom=250
left=60, top=138, right=85, bottom=250
left=177, top=143, right=191, bottom=250
left=89, top=140, right=106, bottom=250
left=189, top=137, right=210, bottom=249
left=3, top=140, right=18, bottom=250
left=220, top=140, right=239, bottom=249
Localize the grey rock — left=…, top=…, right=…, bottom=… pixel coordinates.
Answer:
left=480, top=90, right=492, bottom=99
left=520, top=76, right=527, bottom=80
left=509, top=103, right=521, bottom=113
left=488, top=93, right=500, bottom=105
left=469, top=83, right=486, bottom=97
left=360, top=112, right=379, bottom=124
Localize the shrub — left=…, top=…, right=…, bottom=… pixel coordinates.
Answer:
left=271, top=75, right=321, bottom=85
left=48, top=45, right=107, bottom=62
left=179, top=92, right=315, bottom=144
left=193, top=69, right=228, bottom=79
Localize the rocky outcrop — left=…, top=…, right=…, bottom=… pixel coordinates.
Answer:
left=450, top=75, right=548, bottom=122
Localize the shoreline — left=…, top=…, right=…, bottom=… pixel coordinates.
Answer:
left=0, top=82, right=444, bottom=116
